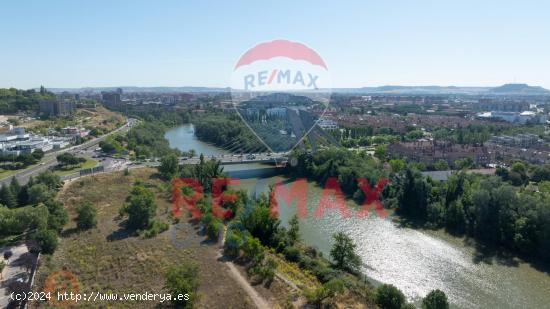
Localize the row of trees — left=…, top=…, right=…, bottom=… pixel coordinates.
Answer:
left=497, top=162, right=550, bottom=186
left=0, top=149, right=44, bottom=171
left=383, top=169, right=550, bottom=260
left=56, top=152, right=86, bottom=167
left=375, top=284, right=448, bottom=309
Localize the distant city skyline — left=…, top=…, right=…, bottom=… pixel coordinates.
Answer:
left=1, top=1, right=549, bottom=89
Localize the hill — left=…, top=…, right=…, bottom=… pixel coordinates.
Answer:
left=489, top=83, right=550, bottom=95
left=0, top=87, right=55, bottom=114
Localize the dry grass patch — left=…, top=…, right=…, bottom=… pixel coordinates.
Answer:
left=33, top=168, right=254, bottom=308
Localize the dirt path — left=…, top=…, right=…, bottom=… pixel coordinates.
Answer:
left=219, top=251, right=270, bottom=309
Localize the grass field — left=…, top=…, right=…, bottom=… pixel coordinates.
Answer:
left=53, top=159, right=97, bottom=176
left=33, top=168, right=256, bottom=309
left=0, top=168, right=19, bottom=180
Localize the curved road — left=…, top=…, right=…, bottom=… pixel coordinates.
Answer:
left=0, top=118, right=137, bottom=186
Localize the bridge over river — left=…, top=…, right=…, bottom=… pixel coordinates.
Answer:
left=179, top=152, right=287, bottom=165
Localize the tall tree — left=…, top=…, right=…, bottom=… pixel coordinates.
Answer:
left=76, top=202, right=97, bottom=230
left=121, top=184, right=157, bottom=230
left=0, top=185, right=17, bottom=208
left=330, top=232, right=361, bottom=271
left=158, top=153, right=179, bottom=180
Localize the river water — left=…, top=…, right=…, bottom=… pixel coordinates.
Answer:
left=166, top=125, right=550, bottom=309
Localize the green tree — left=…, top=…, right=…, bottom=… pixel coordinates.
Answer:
left=9, top=177, right=21, bottom=198
left=45, top=200, right=68, bottom=233
left=32, top=149, right=45, bottom=161
left=76, top=202, right=97, bottom=230
left=453, top=158, right=473, bottom=170
left=422, top=289, right=449, bottom=309
left=240, top=193, right=281, bottom=248
left=159, top=153, right=179, bottom=180
left=389, top=159, right=406, bottom=173
left=242, top=235, right=265, bottom=265
left=374, top=145, right=387, bottom=160
left=330, top=232, right=361, bottom=271
left=433, top=159, right=449, bottom=171
left=56, top=153, right=85, bottom=167
left=375, top=284, right=406, bottom=309
left=27, top=184, right=53, bottom=205
left=122, top=184, right=157, bottom=230
left=287, top=214, right=300, bottom=245
left=35, top=171, right=62, bottom=190
left=0, top=185, right=17, bottom=208
left=32, top=229, right=58, bottom=254
left=397, top=168, right=431, bottom=218
left=165, top=262, right=199, bottom=308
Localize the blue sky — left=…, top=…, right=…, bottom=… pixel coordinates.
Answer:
left=1, top=0, right=549, bottom=89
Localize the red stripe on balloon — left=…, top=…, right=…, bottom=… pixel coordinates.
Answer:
left=234, top=39, right=327, bottom=70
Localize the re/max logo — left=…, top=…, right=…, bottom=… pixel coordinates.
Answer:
left=243, top=69, right=319, bottom=90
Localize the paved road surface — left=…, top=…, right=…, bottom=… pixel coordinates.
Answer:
left=0, top=118, right=137, bottom=186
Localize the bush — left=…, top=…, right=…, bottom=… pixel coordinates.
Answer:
left=283, top=246, right=301, bottom=262
left=201, top=213, right=223, bottom=240
left=249, top=257, right=277, bottom=285
left=165, top=262, right=199, bottom=308
left=375, top=284, right=406, bottom=309
left=422, top=289, right=449, bottom=309
left=142, top=220, right=169, bottom=238
left=122, top=184, right=157, bottom=230
left=224, top=229, right=244, bottom=256
left=76, top=202, right=97, bottom=230
left=242, top=235, right=265, bottom=264
left=305, top=278, right=344, bottom=307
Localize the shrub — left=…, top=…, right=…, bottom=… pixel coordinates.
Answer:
left=250, top=257, right=277, bottom=286
left=283, top=246, right=301, bottom=262
left=201, top=213, right=223, bottom=240
left=142, top=220, right=169, bottom=238
left=242, top=235, right=265, bottom=265
left=165, top=262, right=199, bottom=308
left=422, top=289, right=449, bottom=309
left=76, top=202, right=97, bottom=230
left=305, top=278, right=344, bottom=307
left=224, top=229, right=244, bottom=256
left=375, top=284, right=406, bottom=309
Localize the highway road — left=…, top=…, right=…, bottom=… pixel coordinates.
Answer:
left=0, top=118, right=137, bottom=186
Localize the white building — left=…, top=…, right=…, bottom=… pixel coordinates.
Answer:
left=477, top=111, right=547, bottom=124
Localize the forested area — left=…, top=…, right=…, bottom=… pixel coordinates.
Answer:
left=99, top=109, right=191, bottom=158
left=0, top=87, right=55, bottom=113
left=194, top=113, right=267, bottom=153
left=383, top=168, right=550, bottom=262
left=287, top=147, right=388, bottom=201
left=0, top=171, right=66, bottom=253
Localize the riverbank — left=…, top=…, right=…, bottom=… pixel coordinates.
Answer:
left=166, top=123, right=550, bottom=309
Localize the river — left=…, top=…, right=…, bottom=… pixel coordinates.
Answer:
left=166, top=124, right=550, bottom=309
